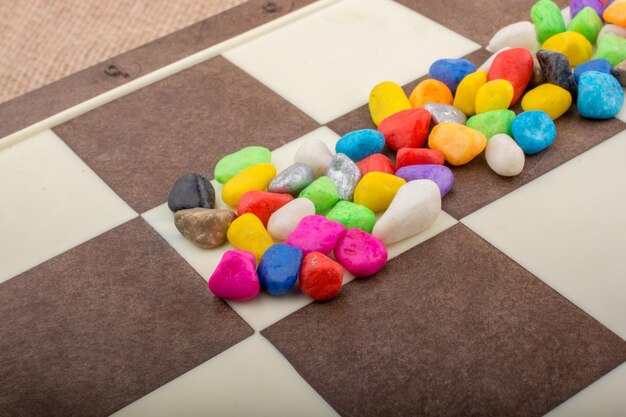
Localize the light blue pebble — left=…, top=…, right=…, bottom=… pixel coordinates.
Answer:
left=257, top=244, right=303, bottom=296
left=511, top=111, right=556, bottom=155
left=573, top=59, right=613, bottom=83
left=428, top=59, right=476, bottom=94
left=335, top=129, right=385, bottom=162
left=577, top=71, right=624, bottom=119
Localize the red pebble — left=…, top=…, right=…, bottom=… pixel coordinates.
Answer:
left=356, top=153, right=396, bottom=177
left=377, top=108, right=431, bottom=151
left=237, top=191, right=293, bottom=226
left=299, top=252, right=343, bottom=301
left=396, top=148, right=445, bottom=169
left=487, top=47, right=533, bottom=105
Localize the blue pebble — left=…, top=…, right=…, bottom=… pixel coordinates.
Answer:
left=257, top=244, right=303, bottom=296
left=573, top=59, right=613, bottom=84
left=428, top=59, right=476, bottom=94
left=335, top=129, right=385, bottom=162
left=511, top=111, right=556, bottom=155
left=577, top=71, right=625, bottom=119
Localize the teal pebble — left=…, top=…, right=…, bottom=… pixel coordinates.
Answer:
left=577, top=71, right=625, bottom=119
left=511, top=111, right=556, bottom=154
left=335, top=129, right=385, bottom=162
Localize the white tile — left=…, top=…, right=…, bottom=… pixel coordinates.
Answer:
left=223, top=0, right=480, bottom=124
left=544, top=362, right=626, bottom=417
left=0, top=130, right=137, bottom=283
left=112, top=333, right=339, bottom=417
left=462, top=130, right=626, bottom=340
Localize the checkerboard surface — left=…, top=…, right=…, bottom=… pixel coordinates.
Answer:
left=1, top=1, right=625, bottom=416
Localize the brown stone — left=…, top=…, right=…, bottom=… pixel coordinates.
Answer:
left=614, top=59, right=626, bottom=87
left=174, top=208, right=237, bottom=249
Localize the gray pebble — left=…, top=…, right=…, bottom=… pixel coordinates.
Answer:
left=325, top=153, right=361, bottom=201
left=613, top=60, right=626, bottom=87
left=268, top=163, right=314, bottom=196
left=424, top=103, right=467, bottom=125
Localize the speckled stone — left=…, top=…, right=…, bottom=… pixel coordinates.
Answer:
left=424, top=103, right=467, bottom=125
left=325, top=153, right=361, bottom=201
left=168, top=173, right=215, bottom=212
left=174, top=208, right=236, bottom=249
left=577, top=71, right=625, bottom=119
left=536, top=50, right=578, bottom=96
left=268, top=163, right=315, bottom=196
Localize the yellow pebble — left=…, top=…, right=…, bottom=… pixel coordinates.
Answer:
left=368, top=81, right=412, bottom=126
left=475, top=79, right=514, bottom=114
left=453, top=70, right=488, bottom=116
left=227, top=213, right=273, bottom=261
left=222, top=163, right=276, bottom=207
left=428, top=123, right=487, bottom=166
left=541, top=31, right=592, bottom=67
left=409, top=79, right=453, bottom=109
left=521, top=84, right=572, bottom=120
left=353, top=172, right=406, bottom=213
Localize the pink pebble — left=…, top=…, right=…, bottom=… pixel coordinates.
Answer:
left=208, top=250, right=260, bottom=301
left=285, top=215, right=345, bottom=256
left=334, top=228, right=387, bottom=277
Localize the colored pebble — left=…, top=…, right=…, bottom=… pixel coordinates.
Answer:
left=208, top=250, right=259, bottom=301
left=521, top=83, right=572, bottom=120
left=353, top=172, right=406, bottom=213
left=356, top=153, right=396, bottom=177
left=531, top=0, right=567, bottom=43
left=222, top=163, right=276, bottom=207
left=298, top=252, right=343, bottom=301
left=214, top=146, right=271, bottom=184
left=570, top=0, right=605, bottom=18
left=237, top=191, right=293, bottom=226
left=394, top=165, right=454, bottom=197
left=268, top=163, right=314, bottom=196
left=335, top=129, right=385, bottom=162
left=541, top=31, right=592, bottom=67
left=614, top=59, right=626, bottom=87
left=428, top=123, right=487, bottom=166
left=396, top=148, right=446, bottom=168
left=267, top=197, right=316, bottom=241
left=478, top=48, right=510, bottom=72
left=568, top=7, right=604, bottom=44
left=368, top=81, right=412, bottom=126
left=487, top=47, right=533, bottom=104
left=511, top=111, right=557, bottom=154
left=168, top=173, right=215, bottom=212
left=577, top=71, right=625, bottom=119
left=453, top=70, right=488, bottom=116
left=325, top=201, right=377, bottom=233
left=294, top=139, right=333, bottom=178
left=298, top=176, right=340, bottom=214
left=597, top=24, right=626, bottom=44
left=423, top=103, right=467, bottom=125
left=594, top=34, right=626, bottom=66
left=409, top=79, right=453, bottom=109
left=226, top=213, right=274, bottom=261
left=285, top=215, right=345, bottom=256
left=466, top=109, right=516, bottom=139
left=485, top=134, right=526, bottom=177
left=530, top=55, right=547, bottom=86
left=325, top=153, right=361, bottom=201
left=334, top=229, right=388, bottom=277
left=372, top=180, right=441, bottom=245
left=377, top=108, right=431, bottom=150
left=257, top=244, right=303, bottom=296
left=536, top=50, right=578, bottom=96
left=573, top=58, right=614, bottom=83
left=428, top=58, right=476, bottom=93
left=174, top=208, right=236, bottom=249
left=475, top=79, right=515, bottom=114
left=604, top=0, right=626, bottom=26
left=487, top=21, right=539, bottom=53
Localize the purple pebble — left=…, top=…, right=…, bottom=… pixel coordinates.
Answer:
left=395, top=165, right=454, bottom=197
left=570, top=0, right=604, bottom=19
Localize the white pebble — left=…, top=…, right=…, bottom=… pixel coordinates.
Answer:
left=597, top=24, right=626, bottom=44
left=294, top=139, right=333, bottom=178
left=485, top=134, right=525, bottom=177
left=487, top=21, right=539, bottom=53
left=478, top=47, right=510, bottom=72
left=561, top=7, right=571, bottom=26
left=267, top=198, right=315, bottom=241
left=372, top=180, right=441, bottom=245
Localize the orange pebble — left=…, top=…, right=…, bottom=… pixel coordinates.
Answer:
left=409, top=79, right=453, bottom=109
left=604, top=0, right=626, bottom=27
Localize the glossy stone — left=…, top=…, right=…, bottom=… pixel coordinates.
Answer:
left=424, top=103, right=467, bottom=125
left=174, top=208, right=236, bottom=249
left=268, top=163, right=315, bottom=196
left=168, top=173, right=215, bottom=212
left=325, top=153, right=361, bottom=201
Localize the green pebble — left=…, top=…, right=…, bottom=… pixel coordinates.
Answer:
left=567, top=7, right=603, bottom=44
left=325, top=201, right=376, bottom=233
left=214, top=146, right=271, bottom=184
left=595, top=35, right=626, bottom=67
left=299, top=176, right=340, bottom=214
left=531, top=0, right=566, bottom=44
left=466, top=110, right=516, bottom=140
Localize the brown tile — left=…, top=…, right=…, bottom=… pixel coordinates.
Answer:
left=53, top=56, right=319, bottom=213
left=263, top=224, right=626, bottom=417
left=0, top=218, right=252, bottom=417
left=0, top=0, right=316, bottom=139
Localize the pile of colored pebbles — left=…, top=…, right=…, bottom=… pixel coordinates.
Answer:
left=169, top=0, right=625, bottom=302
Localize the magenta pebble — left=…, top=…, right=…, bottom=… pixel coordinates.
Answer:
left=208, top=250, right=260, bottom=301
left=334, top=228, right=388, bottom=277
left=285, top=215, right=345, bottom=256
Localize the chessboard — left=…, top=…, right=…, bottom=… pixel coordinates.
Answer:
left=1, top=0, right=625, bottom=416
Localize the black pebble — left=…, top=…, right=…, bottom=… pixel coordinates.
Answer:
left=536, top=50, right=578, bottom=97
left=168, top=173, right=215, bottom=212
